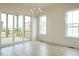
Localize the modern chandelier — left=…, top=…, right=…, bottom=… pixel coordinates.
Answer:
left=30, top=7, right=42, bottom=16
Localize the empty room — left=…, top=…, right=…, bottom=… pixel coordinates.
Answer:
left=0, top=3, right=79, bottom=56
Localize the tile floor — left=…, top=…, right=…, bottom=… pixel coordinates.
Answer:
left=0, top=41, right=79, bottom=56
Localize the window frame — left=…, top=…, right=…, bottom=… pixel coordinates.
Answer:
left=65, top=9, right=79, bottom=39
left=39, top=15, right=46, bottom=35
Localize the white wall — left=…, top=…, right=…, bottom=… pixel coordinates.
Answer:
left=39, top=4, right=79, bottom=48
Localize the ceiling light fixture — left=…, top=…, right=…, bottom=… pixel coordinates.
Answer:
left=30, top=7, right=42, bottom=16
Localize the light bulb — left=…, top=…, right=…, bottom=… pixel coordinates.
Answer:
left=32, top=11, right=34, bottom=14
left=33, top=8, right=35, bottom=10
left=30, top=7, right=42, bottom=15
left=38, top=8, right=41, bottom=10
left=39, top=9, right=42, bottom=12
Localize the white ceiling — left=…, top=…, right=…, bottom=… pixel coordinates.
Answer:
left=0, top=3, right=79, bottom=15
left=0, top=3, right=52, bottom=15
left=0, top=3, right=52, bottom=9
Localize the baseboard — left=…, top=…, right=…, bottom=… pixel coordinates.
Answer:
left=38, top=40, right=79, bottom=50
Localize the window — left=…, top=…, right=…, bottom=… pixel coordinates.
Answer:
left=8, top=14, right=13, bottom=30
left=1, top=13, right=6, bottom=37
left=66, top=10, right=79, bottom=38
left=24, top=16, right=31, bottom=40
left=25, top=16, right=31, bottom=31
left=40, top=15, right=46, bottom=35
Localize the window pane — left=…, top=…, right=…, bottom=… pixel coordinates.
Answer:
left=18, top=15, right=23, bottom=29
left=40, top=15, right=46, bottom=35
left=25, top=16, right=31, bottom=31
left=73, top=10, right=79, bottom=23
left=25, top=16, right=31, bottom=23
left=25, top=22, right=30, bottom=26
left=41, top=16, right=46, bottom=22
left=41, top=26, right=46, bottom=31
left=67, top=11, right=73, bottom=24
left=14, top=15, right=17, bottom=29
left=67, top=27, right=73, bottom=37
left=8, top=14, right=13, bottom=30
left=73, top=28, right=79, bottom=37
left=40, top=22, right=46, bottom=26
left=25, top=26, right=30, bottom=31
left=41, top=31, right=46, bottom=35
left=1, top=13, right=6, bottom=28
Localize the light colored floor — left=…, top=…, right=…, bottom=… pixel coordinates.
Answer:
left=0, top=41, right=79, bottom=56
left=1, top=37, right=30, bottom=44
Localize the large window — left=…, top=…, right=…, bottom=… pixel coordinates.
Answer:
left=40, top=15, right=46, bottom=35
left=66, top=10, right=79, bottom=38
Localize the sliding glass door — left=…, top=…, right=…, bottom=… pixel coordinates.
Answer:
left=0, top=13, right=31, bottom=47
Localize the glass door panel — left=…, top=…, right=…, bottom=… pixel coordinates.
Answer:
left=14, top=15, right=18, bottom=43
left=7, top=14, right=13, bottom=44
left=14, top=15, right=23, bottom=43
left=1, top=13, right=13, bottom=45
left=1, top=13, right=7, bottom=45
left=24, top=16, right=31, bottom=41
